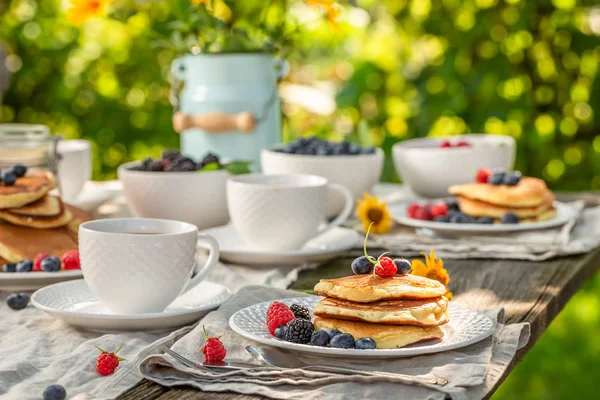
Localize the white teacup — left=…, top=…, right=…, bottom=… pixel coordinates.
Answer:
left=57, top=139, right=92, bottom=202
left=227, top=174, right=353, bottom=251
left=79, top=218, right=219, bottom=314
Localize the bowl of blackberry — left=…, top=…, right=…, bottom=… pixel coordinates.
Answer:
left=118, top=150, right=250, bottom=229
left=261, top=137, right=384, bottom=217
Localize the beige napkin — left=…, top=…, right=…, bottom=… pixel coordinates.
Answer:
left=140, top=286, right=530, bottom=400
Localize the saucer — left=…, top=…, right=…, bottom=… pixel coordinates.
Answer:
left=51, top=180, right=122, bottom=212
left=31, top=279, right=231, bottom=332
left=0, top=270, right=83, bottom=292
left=200, top=225, right=361, bottom=266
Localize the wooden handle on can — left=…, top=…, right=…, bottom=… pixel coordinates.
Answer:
left=172, top=111, right=257, bottom=134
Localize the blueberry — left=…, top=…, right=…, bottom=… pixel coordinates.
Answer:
left=7, top=293, right=29, bottom=310
left=2, top=263, right=16, bottom=273
left=274, top=325, right=287, bottom=340
left=330, top=333, right=355, bottom=349
left=166, top=157, right=196, bottom=172
left=43, top=384, right=66, bottom=400
left=450, top=212, right=471, bottom=224
left=1, top=170, right=16, bottom=186
left=501, top=212, right=519, bottom=224
left=16, top=259, right=33, bottom=272
left=362, top=147, right=376, bottom=154
left=310, top=330, right=330, bottom=347
left=11, top=164, right=27, bottom=177
left=503, top=172, right=522, bottom=186
left=446, top=201, right=460, bottom=212
left=487, top=172, right=505, bottom=185
left=355, top=337, right=377, bottom=350
left=200, top=153, right=220, bottom=166
left=128, top=164, right=145, bottom=171
left=477, top=217, right=494, bottom=224
left=433, top=215, right=451, bottom=223
left=351, top=256, right=374, bottom=275
left=349, top=144, right=361, bottom=155
left=393, top=258, right=412, bottom=275
left=41, top=256, right=61, bottom=272
left=327, top=329, right=342, bottom=341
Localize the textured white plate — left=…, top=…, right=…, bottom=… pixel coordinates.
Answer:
left=229, top=297, right=495, bottom=358
left=389, top=201, right=575, bottom=233
left=0, top=270, right=83, bottom=292
left=200, top=225, right=361, bottom=266
left=32, top=279, right=231, bottom=332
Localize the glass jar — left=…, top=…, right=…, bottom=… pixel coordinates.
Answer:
left=0, top=124, right=61, bottom=175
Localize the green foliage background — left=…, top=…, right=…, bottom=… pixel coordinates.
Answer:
left=0, top=0, right=599, bottom=398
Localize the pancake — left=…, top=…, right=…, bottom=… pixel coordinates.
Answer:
left=457, top=190, right=555, bottom=219
left=314, top=317, right=444, bottom=349
left=0, top=172, right=57, bottom=209
left=448, top=177, right=549, bottom=207
left=313, top=296, right=449, bottom=326
left=314, top=274, right=447, bottom=303
left=514, top=207, right=557, bottom=223
left=0, top=204, right=92, bottom=263
left=0, top=196, right=72, bottom=229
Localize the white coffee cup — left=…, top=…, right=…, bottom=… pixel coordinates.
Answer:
left=227, top=174, right=353, bottom=251
left=57, top=139, right=92, bottom=202
left=79, top=218, right=219, bottom=314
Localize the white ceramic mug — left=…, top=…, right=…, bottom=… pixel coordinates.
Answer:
left=57, top=139, right=92, bottom=202
left=227, top=174, right=353, bottom=251
left=79, top=218, right=219, bottom=314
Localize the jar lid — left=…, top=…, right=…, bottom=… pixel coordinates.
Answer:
left=0, top=124, right=58, bottom=168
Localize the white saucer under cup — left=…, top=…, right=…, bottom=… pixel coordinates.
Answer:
left=79, top=218, right=220, bottom=314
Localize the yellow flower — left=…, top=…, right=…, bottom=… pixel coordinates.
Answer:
left=192, top=0, right=209, bottom=5
left=411, top=250, right=453, bottom=299
left=67, top=0, right=112, bottom=25
left=326, top=5, right=340, bottom=29
left=356, top=193, right=392, bottom=234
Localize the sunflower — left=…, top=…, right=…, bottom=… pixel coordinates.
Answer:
left=67, top=0, right=112, bottom=25
left=356, top=193, right=392, bottom=234
left=411, top=250, right=453, bottom=299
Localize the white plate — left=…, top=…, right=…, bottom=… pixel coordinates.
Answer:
left=32, top=279, right=231, bottom=332
left=229, top=297, right=495, bottom=358
left=389, top=200, right=575, bottom=233
left=0, top=270, right=83, bottom=292
left=200, top=225, right=361, bottom=266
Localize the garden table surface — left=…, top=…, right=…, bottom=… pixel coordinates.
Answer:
left=119, top=192, right=600, bottom=400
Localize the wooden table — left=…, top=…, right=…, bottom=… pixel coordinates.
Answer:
left=120, top=193, right=600, bottom=400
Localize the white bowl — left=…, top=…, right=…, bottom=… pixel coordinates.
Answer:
left=392, top=134, right=516, bottom=198
left=118, top=162, right=229, bottom=229
left=261, top=148, right=384, bottom=216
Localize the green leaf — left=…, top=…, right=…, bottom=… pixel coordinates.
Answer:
left=200, top=162, right=222, bottom=171
left=224, top=161, right=252, bottom=175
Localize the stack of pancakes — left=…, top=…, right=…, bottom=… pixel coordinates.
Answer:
left=0, top=171, right=93, bottom=264
left=449, top=177, right=556, bottom=222
left=313, top=274, right=450, bottom=349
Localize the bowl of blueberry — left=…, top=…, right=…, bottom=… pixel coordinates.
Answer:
left=118, top=150, right=250, bottom=229
left=392, top=134, right=515, bottom=198
left=261, top=137, right=384, bottom=216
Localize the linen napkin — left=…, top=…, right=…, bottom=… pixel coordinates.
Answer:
left=139, top=286, right=530, bottom=400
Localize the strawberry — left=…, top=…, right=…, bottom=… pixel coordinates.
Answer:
left=33, top=252, right=49, bottom=272
left=375, top=256, right=397, bottom=278
left=266, top=302, right=295, bottom=335
left=62, top=250, right=80, bottom=270
left=96, top=346, right=124, bottom=376
left=475, top=168, right=492, bottom=184
left=201, top=325, right=227, bottom=362
left=430, top=203, right=448, bottom=218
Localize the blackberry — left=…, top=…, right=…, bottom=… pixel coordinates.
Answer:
left=200, top=153, right=220, bottom=167
left=284, top=319, right=314, bottom=344
left=128, top=165, right=144, bottom=171
left=290, top=304, right=311, bottom=320
left=148, top=160, right=163, bottom=172
left=141, top=157, right=153, bottom=170
left=166, top=157, right=197, bottom=172
left=162, top=149, right=181, bottom=161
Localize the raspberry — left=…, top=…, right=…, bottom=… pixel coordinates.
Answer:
left=456, top=140, right=471, bottom=147
left=440, top=140, right=452, bottom=148
left=406, top=203, right=420, bottom=218
left=430, top=203, right=448, bottom=218
left=33, top=253, right=49, bottom=272
left=96, top=346, right=124, bottom=376
left=475, top=168, right=492, bottom=184
left=412, top=206, right=432, bottom=220
left=201, top=325, right=227, bottom=362
left=266, top=302, right=295, bottom=335
left=375, top=256, right=397, bottom=278
left=62, top=250, right=80, bottom=270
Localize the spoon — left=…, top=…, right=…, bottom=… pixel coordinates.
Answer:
left=246, top=346, right=448, bottom=386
